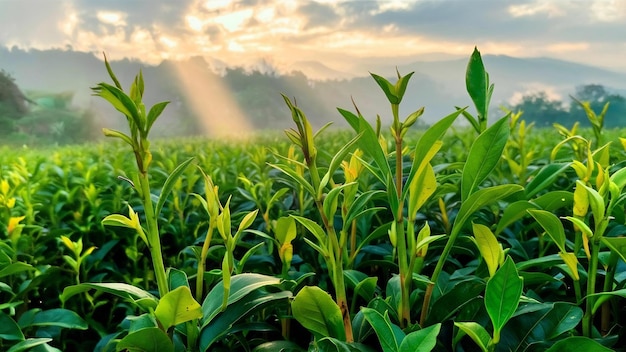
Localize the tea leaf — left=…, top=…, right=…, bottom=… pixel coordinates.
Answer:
left=344, top=189, right=385, bottom=225
left=454, top=184, right=523, bottom=232
left=528, top=209, right=566, bottom=252
left=473, top=223, right=502, bottom=277
left=601, top=237, right=626, bottom=266
left=362, top=307, right=404, bottom=352
left=533, top=191, right=574, bottom=211
left=5, top=338, right=53, bottom=352
left=499, top=302, right=583, bottom=351
left=495, top=200, right=540, bottom=235
left=268, top=163, right=316, bottom=196
left=292, top=215, right=327, bottom=248
left=292, top=286, right=346, bottom=341
left=92, top=82, right=140, bottom=128
left=275, top=216, right=296, bottom=245
left=525, top=163, right=572, bottom=199
left=461, top=116, right=509, bottom=201
left=117, top=327, right=174, bottom=352
left=102, top=128, right=134, bottom=146
left=338, top=107, right=360, bottom=131
left=60, top=283, right=158, bottom=311
left=415, top=235, right=445, bottom=254
left=399, top=323, right=440, bottom=352
left=466, top=47, right=491, bottom=124
left=370, top=73, right=399, bottom=104
left=454, top=322, right=489, bottom=352
left=457, top=107, right=481, bottom=133
left=323, top=182, right=355, bottom=221
left=102, top=53, right=122, bottom=89
left=395, top=70, right=415, bottom=103
left=485, top=257, right=523, bottom=340
left=101, top=214, right=135, bottom=230
left=589, top=288, right=626, bottom=314
left=562, top=216, right=593, bottom=239
left=353, top=277, right=378, bottom=303
left=146, top=101, right=170, bottom=134
left=0, top=262, right=37, bottom=279
left=573, top=183, right=589, bottom=217
left=155, top=286, right=202, bottom=330
left=609, top=166, right=626, bottom=191
left=408, top=163, right=437, bottom=219
left=201, top=273, right=280, bottom=327
left=577, top=180, right=605, bottom=225
left=319, top=132, right=362, bottom=192
left=237, top=209, right=258, bottom=233
left=544, top=336, right=613, bottom=352
left=427, top=278, right=485, bottom=325
left=558, top=252, right=580, bottom=281
left=0, top=312, right=24, bottom=341
left=403, top=108, right=462, bottom=201
left=28, top=308, right=88, bottom=330
left=155, top=157, right=196, bottom=219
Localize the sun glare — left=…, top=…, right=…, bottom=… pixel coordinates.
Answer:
left=203, top=0, right=233, bottom=11
left=96, top=11, right=126, bottom=26
left=212, top=9, right=254, bottom=32
left=159, top=36, right=178, bottom=48
left=186, top=15, right=205, bottom=32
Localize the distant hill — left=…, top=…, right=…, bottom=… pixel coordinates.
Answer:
left=2, top=46, right=626, bottom=137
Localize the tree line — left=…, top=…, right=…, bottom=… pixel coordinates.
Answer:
left=507, top=84, right=626, bottom=127
left=1, top=63, right=625, bottom=146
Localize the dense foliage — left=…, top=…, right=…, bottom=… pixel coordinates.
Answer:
left=0, top=70, right=97, bottom=146
left=1, top=48, right=626, bottom=351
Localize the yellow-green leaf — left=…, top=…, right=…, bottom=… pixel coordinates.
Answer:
left=573, top=183, right=589, bottom=217
left=473, top=223, right=502, bottom=277
left=155, top=286, right=202, bottom=330
left=558, top=252, right=580, bottom=281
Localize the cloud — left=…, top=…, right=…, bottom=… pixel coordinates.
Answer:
left=591, top=0, right=626, bottom=22
left=508, top=1, right=565, bottom=18
left=0, top=0, right=625, bottom=75
left=508, top=82, right=565, bottom=106
left=0, top=0, right=74, bottom=48
left=297, top=2, right=341, bottom=29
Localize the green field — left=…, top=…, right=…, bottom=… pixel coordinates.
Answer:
left=1, top=49, right=625, bottom=352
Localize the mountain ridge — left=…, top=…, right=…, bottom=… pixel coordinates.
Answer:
left=2, top=46, right=625, bottom=136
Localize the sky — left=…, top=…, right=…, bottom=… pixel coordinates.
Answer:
left=1, top=0, right=626, bottom=78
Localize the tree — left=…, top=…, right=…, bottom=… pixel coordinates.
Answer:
left=0, top=70, right=31, bottom=134
left=509, top=91, right=570, bottom=126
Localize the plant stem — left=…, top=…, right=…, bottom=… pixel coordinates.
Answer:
left=311, top=158, right=354, bottom=342
left=138, top=172, right=169, bottom=298
left=421, top=225, right=461, bottom=326
left=196, top=221, right=215, bottom=301
left=601, top=252, right=618, bottom=335
left=392, top=103, right=411, bottom=328
left=583, top=238, right=601, bottom=337
left=573, top=279, right=582, bottom=305
left=349, top=219, right=357, bottom=263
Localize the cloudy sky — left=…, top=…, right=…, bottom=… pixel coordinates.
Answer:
left=2, top=0, right=626, bottom=77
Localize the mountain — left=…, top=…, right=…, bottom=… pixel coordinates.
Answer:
left=1, top=46, right=626, bottom=138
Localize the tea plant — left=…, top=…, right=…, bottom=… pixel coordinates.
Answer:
left=273, top=94, right=364, bottom=342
